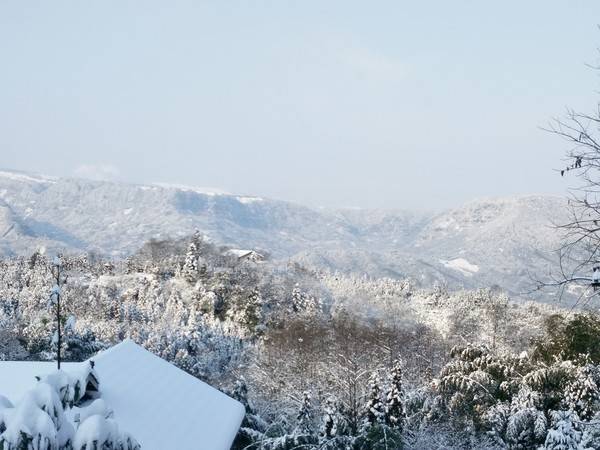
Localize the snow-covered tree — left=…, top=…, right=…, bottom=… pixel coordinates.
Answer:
left=181, top=231, right=205, bottom=283
left=503, top=387, right=548, bottom=449
left=290, top=284, right=321, bottom=316
left=384, top=360, right=404, bottom=430
left=318, top=396, right=354, bottom=450
left=565, top=364, right=600, bottom=421
left=581, top=411, right=600, bottom=449
left=49, top=255, right=67, bottom=369
left=296, top=391, right=314, bottom=436
left=544, top=410, right=583, bottom=450
left=362, top=372, right=385, bottom=430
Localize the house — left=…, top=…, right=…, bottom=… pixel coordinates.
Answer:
left=0, top=340, right=245, bottom=450
left=224, top=249, right=266, bottom=263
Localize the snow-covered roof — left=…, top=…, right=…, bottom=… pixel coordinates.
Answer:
left=0, top=340, right=245, bottom=450
left=225, top=249, right=265, bottom=262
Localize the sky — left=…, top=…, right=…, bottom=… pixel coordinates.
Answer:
left=1, top=1, right=600, bottom=210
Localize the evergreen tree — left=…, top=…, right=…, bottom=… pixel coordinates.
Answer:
left=544, top=410, right=583, bottom=450
left=321, top=396, right=340, bottom=440
left=362, top=372, right=385, bottom=430
left=533, top=314, right=600, bottom=364
left=64, top=327, right=108, bottom=362
left=296, top=391, right=313, bottom=436
left=384, top=360, right=404, bottom=430
left=356, top=374, right=403, bottom=450
left=565, top=364, right=600, bottom=421
left=230, top=379, right=269, bottom=450
left=182, top=231, right=204, bottom=283
left=319, top=396, right=353, bottom=450
left=581, top=411, right=600, bottom=449
left=290, top=284, right=321, bottom=316
left=229, top=287, right=263, bottom=333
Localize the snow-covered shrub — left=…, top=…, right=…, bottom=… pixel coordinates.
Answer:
left=0, top=381, right=73, bottom=450
left=0, top=367, right=138, bottom=450
left=564, top=364, right=600, bottom=421
left=38, top=362, right=99, bottom=409
left=73, top=415, right=139, bottom=450
left=544, top=410, right=583, bottom=450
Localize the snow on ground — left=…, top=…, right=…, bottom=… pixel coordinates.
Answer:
left=226, top=249, right=255, bottom=258
left=433, top=216, right=459, bottom=231
left=0, top=361, right=79, bottom=404
left=0, top=340, right=244, bottom=450
left=0, top=170, right=56, bottom=184
left=225, top=249, right=265, bottom=262
left=237, top=196, right=263, bottom=204
left=440, top=258, right=480, bottom=277
left=152, top=182, right=230, bottom=196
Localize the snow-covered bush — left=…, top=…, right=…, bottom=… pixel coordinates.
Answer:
left=73, top=415, right=139, bottom=450
left=0, top=367, right=138, bottom=450
left=544, top=410, right=583, bottom=450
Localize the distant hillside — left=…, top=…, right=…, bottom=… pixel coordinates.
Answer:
left=0, top=169, right=569, bottom=298
left=0, top=169, right=360, bottom=257
left=294, top=196, right=567, bottom=298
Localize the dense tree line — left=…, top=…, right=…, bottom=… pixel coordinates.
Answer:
left=1, top=233, right=599, bottom=448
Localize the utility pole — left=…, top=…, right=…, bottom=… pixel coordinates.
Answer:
left=51, top=256, right=63, bottom=370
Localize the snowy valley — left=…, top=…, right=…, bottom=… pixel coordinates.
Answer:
left=5, top=171, right=595, bottom=449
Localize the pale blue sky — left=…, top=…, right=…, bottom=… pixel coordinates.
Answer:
left=1, top=1, right=600, bottom=209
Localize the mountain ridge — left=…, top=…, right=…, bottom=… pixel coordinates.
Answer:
left=0, top=169, right=569, bottom=298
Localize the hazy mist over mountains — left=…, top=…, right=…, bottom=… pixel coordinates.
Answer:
left=0, top=169, right=568, bottom=299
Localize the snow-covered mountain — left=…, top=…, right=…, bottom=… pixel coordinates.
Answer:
left=0, top=169, right=359, bottom=257
left=0, top=169, right=568, bottom=297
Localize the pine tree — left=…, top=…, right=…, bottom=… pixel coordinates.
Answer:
left=234, top=288, right=263, bottom=333
left=321, top=396, right=339, bottom=440
left=64, top=327, right=107, bottom=362
left=385, top=360, right=404, bottom=431
left=319, top=396, right=354, bottom=450
left=363, top=372, right=385, bottom=430
left=296, top=391, right=313, bottom=436
left=356, top=372, right=404, bottom=450
left=290, top=284, right=321, bottom=316
left=182, top=231, right=204, bottom=283
left=291, top=284, right=303, bottom=313
left=230, top=379, right=269, bottom=450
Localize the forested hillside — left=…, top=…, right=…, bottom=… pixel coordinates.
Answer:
left=0, top=170, right=569, bottom=299
left=2, top=233, right=598, bottom=449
